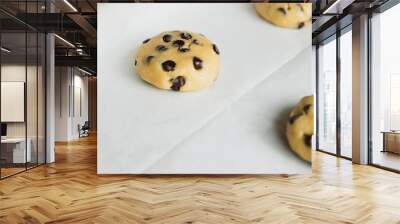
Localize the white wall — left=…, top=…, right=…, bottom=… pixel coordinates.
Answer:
left=1, top=66, right=26, bottom=139
left=1, top=65, right=41, bottom=138
left=71, top=73, right=89, bottom=138
left=55, top=67, right=71, bottom=141
left=55, top=67, right=89, bottom=141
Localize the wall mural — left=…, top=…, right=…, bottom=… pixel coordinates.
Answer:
left=98, top=3, right=313, bottom=174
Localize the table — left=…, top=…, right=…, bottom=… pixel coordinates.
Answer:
left=1, top=138, right=31, bottom=164
left=381, top=131, right=400, bottom=154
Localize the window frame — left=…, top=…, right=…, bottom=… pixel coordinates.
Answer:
left=0, top=1, right=48, bottom=180
left=315, top=24, right=353, bottom=161
left=367, top=1, right=400, bottom=173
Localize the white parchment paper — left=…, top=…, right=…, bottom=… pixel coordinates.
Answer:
left=98, top=3, right=312, bottom=174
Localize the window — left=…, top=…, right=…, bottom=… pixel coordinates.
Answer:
left=340, top=29, right=352, bottom=158
left=318, top=37, right=337, bottom=154
left=390, top=74, right=400, bottom=130
left=370, top=3, right=400, bottom=171
left=0, top=1, right=47, bottom=179
left=316, top=27, right=353, bottom=159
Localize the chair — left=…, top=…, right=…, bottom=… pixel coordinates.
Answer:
left=79, top=121, right=90, bottom=138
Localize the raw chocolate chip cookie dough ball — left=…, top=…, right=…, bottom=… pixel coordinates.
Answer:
left=134, top=31, right=220, bottom=92
left=255, top=3, right=312, bottom=29
left=286, top=95, right=314, bottom=162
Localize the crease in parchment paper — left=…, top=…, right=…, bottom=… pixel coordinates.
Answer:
left=140, top=47, right=310, bottom=173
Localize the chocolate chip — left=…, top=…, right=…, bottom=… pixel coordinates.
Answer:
left=145, top=56, right=154, bottom=64
left=143, top=38, right=150, bottom=44
left=162, top=34, right=172, bottom=43
left=192, top=39, right=200, bottom=45
left=134, top=59, right=137, bottom=66
left=212, top=44, right=220, bottom=55
left=172, top=40, right=185, bottom=48
left=298, top=22, right=305, bottom=29
left=297, top=4, right=304, bottom=12
left=180, top=32, right=192, bottom=40
left=170, top=76, right=185, bottom=91
left=303, top=134, right=312, bottom=147
left=156, top=45, right=168, bottom=52
left=178, top=48, right=190, bottom=53
left=193, top=57, right=203, bottom=70
left=303, top=104, right=311, bottom=114
left=277, top=7, right=286, bottom=15
left=161, top=60, right=176, bottom=72
left=288, top=113, right=302, bottom=124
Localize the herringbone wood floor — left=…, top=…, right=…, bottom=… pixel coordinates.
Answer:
left=1, top=135, right=400, bottom=224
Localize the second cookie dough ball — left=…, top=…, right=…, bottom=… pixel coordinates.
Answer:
left=286, top=95, right=314, bottom=162
left=135, top=31, right=220, bottom=92
left=255, top=3, right=312, bottom=29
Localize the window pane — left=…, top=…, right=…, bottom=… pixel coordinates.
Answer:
left=1, top=31, right=28, bottom=178
left=318, top=38, right=337, bottom=154
left=340, top=30, right=352, bottom=158
left=371, top=4, right=400, bottom=171
left=38, top=33, right=46, bottom=165
left=27, top=31, right=38, bottom=169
